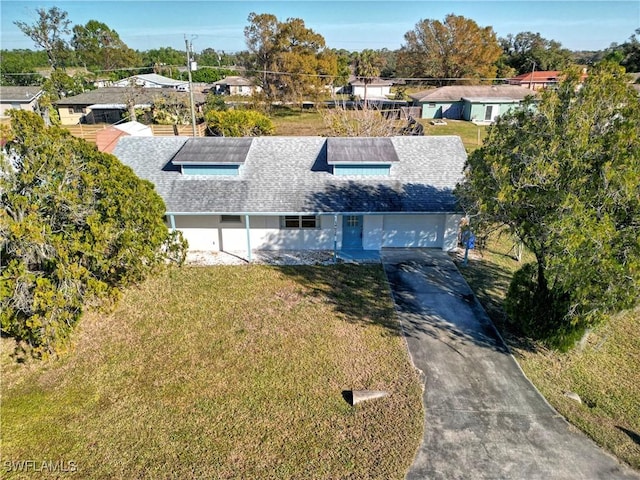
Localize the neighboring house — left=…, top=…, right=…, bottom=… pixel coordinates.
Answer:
left=212, top=76, right=261, bottom=96
left=346, top=77, right=394, bottom=99
left=112, top=73, right=190, bottom=91
left=112, top=136, right=466, bottom=258
left=55, top=87, right=205, bottom=125
left=95, top=121, right=153, bottom=153
left=0, top=86, right=44, bottom=118
left=410, top=85, right=535, bottom=122
left=508, top=69, right=588, bottom=90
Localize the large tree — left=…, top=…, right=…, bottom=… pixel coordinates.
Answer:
left=14, top=7, right=72, bottom=70
left=0, top=111, right=186, bottom=358
left=499, top=31, right=573, bottom=75
left=244, top=13, right=338, bottom=102
left=606, top=29, right=640, bottom=73
left=456, top=62, right=640, bottom=347
left=397, top=14, right=502, bottom=84
left=71, top=20, right=140, bottom=71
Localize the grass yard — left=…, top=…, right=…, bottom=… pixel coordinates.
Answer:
left=270, top=106, right=487, bottom=153
left=270, top=106, right=328, bottom=136
left=453, top=233, right=640, bottom=470
left=418, top=119, right=487, bottom=152
left=1, top=265, right=423, bottom=479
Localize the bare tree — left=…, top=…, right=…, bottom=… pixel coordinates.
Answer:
left=14, top=7, right=71, bottom=69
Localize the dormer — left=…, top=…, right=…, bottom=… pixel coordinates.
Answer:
left=326, top=137, right=398, bottom=176
left=172, top=137, right=253, bottom=176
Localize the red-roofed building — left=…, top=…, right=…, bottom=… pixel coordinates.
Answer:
left=508, top=70, right=588, bottom=91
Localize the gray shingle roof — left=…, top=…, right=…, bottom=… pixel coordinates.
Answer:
left=172, top=137, right=253, bottom=164
left=326, top=138, right=399, bottom=164
left=410, top=85, right=535, bottom=102
left=55, top=87, right=205, bottom=106
left=0, top=86, right=43, bottom=102
left=112, top=136, right=467, bottom=214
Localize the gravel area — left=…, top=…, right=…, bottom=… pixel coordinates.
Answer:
left=186, top=250, right=337, bottom=266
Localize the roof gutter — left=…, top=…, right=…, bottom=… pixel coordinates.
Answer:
left=165, top=211, right=463, bottom=216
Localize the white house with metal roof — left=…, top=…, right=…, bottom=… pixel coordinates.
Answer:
left=112, top=136, right=466, bottom=258
left=112, top=73, right=190, bottom=91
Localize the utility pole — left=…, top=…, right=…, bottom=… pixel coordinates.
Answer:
left=185, top=36, right=198, bottom=137
left=529, top=61, right=536, bottom=91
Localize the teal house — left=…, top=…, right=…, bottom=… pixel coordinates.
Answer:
left=410, top=85, right=535, bottom=123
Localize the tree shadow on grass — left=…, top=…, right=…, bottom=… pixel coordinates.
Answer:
left=617, top=426, right=640, bottom=447
left=273, top=264, right=403, bottom=337
left=451, top=253, right=543, bottom=354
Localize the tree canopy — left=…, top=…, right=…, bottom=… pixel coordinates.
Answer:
left=607, top=29, right=640, bottom=73
left=499, top=31, right=573, bottom=75
left=397, top=14, right=502, bottom=83
left=71, top=20, right=140, bottom=71
left=244, top=12, right=338, bottom=102
left=456, top=62, right=640, bottom=348
left=353, top=49, right=385, bottom=104
left=0, top=111, right=186, bottom=358
left=14, top=7, right=72, bottom=69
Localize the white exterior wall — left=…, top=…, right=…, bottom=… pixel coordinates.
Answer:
left=443, top=214, right=463, bottom=251
left=352, top=85, right=391, bottom=99
left=0, top=100, right=38, bottom=117
left=173, top=215, right=336, bottom=252
left=173, top=213, right=460, bottom=252
left=362, top=216, right=384, bottom=250
left=173, top=215, right=219, bottom=251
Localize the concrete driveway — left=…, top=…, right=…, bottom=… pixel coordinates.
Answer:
left=381, top=249, right=639, bottom=480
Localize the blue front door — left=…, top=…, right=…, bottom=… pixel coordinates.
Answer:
left=342, top=215, right=363, bottom=250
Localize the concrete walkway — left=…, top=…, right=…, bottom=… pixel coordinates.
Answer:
left=381, top=249, right=639, bottom=480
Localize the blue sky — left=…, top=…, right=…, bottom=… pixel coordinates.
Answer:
left=1, top=1, right=638, bottom=54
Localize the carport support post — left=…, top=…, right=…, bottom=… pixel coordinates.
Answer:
left=245, top=214, right=252, bottom=262
left=333, top=214, right=338, bottom=263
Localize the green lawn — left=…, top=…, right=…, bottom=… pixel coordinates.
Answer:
left=418, top=119, right=487, bottom=152
left=270, top=106, right=487, bottom=152
left=1, top=265, right=423, bottom=479
left=453, top=233, right=640, bottom=470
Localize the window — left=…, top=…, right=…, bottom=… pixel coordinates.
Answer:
left=281, top=215, right=318, bottom=229
left=70, top=106, right=85, bottom=114
left=428, top=103, right=436, bottom=108
left=334, top=165, right=391, bottom=176
left=182, top=165, right=240, bottom=176
left=346, top=215, right=359, bottom=227
left=220, top=215, right=242, bottom=223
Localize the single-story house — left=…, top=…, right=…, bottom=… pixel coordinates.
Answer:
left=112, top=136, right=466, bottom=258
left=508, top=69, right=588, bottom=90
left=212, top=76, right=261, bottom=96
left=55, top=88, right=205, bottom=125
left=410, top=85, right=535, bottom=122
left=112, top=73, right=190, bottom=91
left=0, top=86, right=44, bottom=118
left=345, top=77, right=394, bottom=100
left=508, top=71, right=561, bottom=90
left=95, top=121, right=153, bottom=153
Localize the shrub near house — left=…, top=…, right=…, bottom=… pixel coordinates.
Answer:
left=0, top=111, right=186, bottom=358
